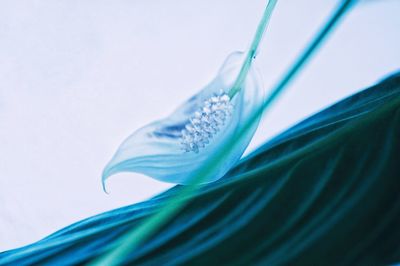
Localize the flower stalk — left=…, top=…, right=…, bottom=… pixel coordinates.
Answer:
left=92, top=0, right=357, bottom=265
left=228, top=0, right=277, bottom=98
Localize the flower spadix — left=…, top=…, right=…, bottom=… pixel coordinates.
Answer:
left=102, top=51, right=265, bottom=190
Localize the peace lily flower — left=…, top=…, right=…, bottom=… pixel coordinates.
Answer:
left=102, top=0, right=277, bottom=191
left=102, top=52, right=263, bottom=189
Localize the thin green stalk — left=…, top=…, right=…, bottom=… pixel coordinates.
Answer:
left=228, top=0, right=277, bottom=98
left=261, top=0, right=358, bottom=110
left=88, top=184, right=197, bottom=266
left=89, top=1, right=356, bottom=265
left=231, top=0, right=358, bottom=165
left=88, top=2, right=279, bottom=264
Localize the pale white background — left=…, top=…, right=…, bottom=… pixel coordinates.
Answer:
left=0, top=0, right=399, bottom=251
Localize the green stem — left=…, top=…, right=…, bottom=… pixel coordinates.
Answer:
left=88, top=185, right=197, bottom=266
left=237, top=0, right=358, bottom=173
left=263, top=0, right=357, bottom=109
left=88, top=3, right=279, bottom=266
left=89, top=1, right=356, bottom=265
left=228, top=0, right=277, bottom=98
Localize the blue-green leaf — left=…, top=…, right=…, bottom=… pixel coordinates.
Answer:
left=1, top=72, right=399, bottom=266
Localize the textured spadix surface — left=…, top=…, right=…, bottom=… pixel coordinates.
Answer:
left=102, top=51, right=264, bottom=187
left=1, top=72, right=399, bottom=265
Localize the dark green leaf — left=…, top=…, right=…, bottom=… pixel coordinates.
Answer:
left=1, top=72, right=400, bottom=266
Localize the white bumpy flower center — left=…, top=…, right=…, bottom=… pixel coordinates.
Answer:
left=181, top=93, right=233, bottom=153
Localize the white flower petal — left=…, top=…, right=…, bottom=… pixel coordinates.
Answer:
left=102, top=51, right=265, bottom=190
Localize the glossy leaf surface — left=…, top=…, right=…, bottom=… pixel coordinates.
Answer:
left=1, top=72, right=400, bottom=266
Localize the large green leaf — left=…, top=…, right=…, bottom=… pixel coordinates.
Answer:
left=1, top=72, right=400, bottom=265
